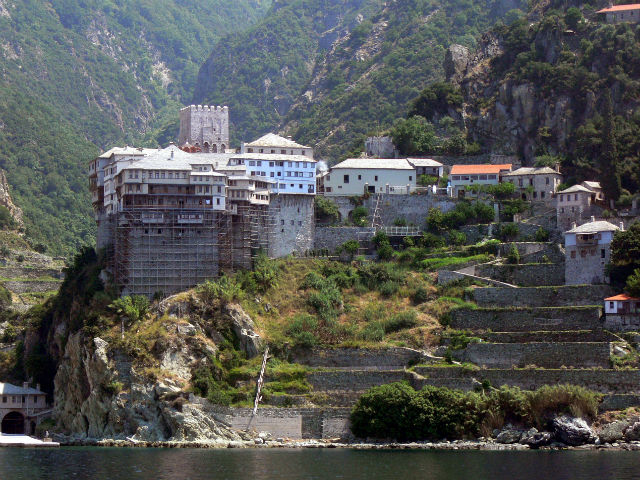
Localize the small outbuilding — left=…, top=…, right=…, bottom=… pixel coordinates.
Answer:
left=604, top=294, right=640, bottom=330
left=0, top=382, right=49, bottom=435
left=597, top=4, right=640, bottom=23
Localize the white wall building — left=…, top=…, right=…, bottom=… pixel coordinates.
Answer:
left=449, top=164, right=512, bottom=198
left=502, top=166, right=562, bottom=202
left=407, top=158, right=444, bottom=178
left=323, top=158, right=416, bottom=196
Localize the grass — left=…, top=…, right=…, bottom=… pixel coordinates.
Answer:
left=420, top=254, right=494, bottom=272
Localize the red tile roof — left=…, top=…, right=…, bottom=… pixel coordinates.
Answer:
left=605, top=294, right=640, bottom=301
left=597, top=4, right=640, bottom=13
left=450, top=164, right=512, bottom=175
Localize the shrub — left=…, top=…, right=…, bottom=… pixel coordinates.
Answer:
left=315, top=196, right=340, bottom=222
left=372, top=231, right=390, bottom=248
left=0, top=206, right=16, bottom=230
left=534, top=227, right=550, bottom=242
left=418, top=175, right=438, bottom=186
left=352, top=206, right=368, bottom=226
left=197, top=276, right=243, bottom=305
left=383, top=310, right=418, bottom=333
left=377, top=243, right=394, bottom=261
left=351, top=383, right=601, bottom=441
left=110, top=295, right=150, bottom=325
left=393, top=217, right=408, bottom=227
left=0, top=284, right=11, bottom=310
left=625, top=268, right=640, bottom=298
left=378, top=280, right=399, bottom=297
left=506, top=244, right=520, bottom=265
left=358, top=322, right=385, bottom=342
left=412, top=286, right=429, bottom=305
left=448, top=230, right=467, bottom=246
left=338, top=240, right=359, bottom=259
left=496, top=223, right=519, bottom=242
left=286, top=314, right=319, bottom=348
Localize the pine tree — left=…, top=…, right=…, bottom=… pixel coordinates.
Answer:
left=600, top=92, right=622, bottom=207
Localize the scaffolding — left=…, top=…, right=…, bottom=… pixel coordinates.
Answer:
left=112, top=204, right=279, bottom=297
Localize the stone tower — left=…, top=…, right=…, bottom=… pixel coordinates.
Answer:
left=178, top=105, right=230, bottom=153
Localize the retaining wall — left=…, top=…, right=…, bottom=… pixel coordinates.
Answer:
left=307, top=370, right=407, bottom=392
left=455, top=342, right=612, bottom=368
left=291, top=347, right=423, bottom=369
left=474, top=263, right=564, bottom=287
left=209, top=406, right=351, bottom=439
left=450, top=306, right=603, bottom=332
left=314, top=226, right=373, bottom=253
left=481, top=330, right=618, bottom=343
left=412, top=367, right=640, bottom=394
left=472, top=285, right=614, bottom=308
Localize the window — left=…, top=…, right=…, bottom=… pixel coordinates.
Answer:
left=601, top=249, right=606, bottom=259
left=281, top=150, right=286, bottom=154
left=290, top=220, right=294, bottom=226
left=270, top=172, right=275, bottom=177
left=479, top=175, right=487, bottom=180
left=541, top=191, right=545, bottom=199
left=216, top=198, right=220, bottom=205
left=257, top=161, right=262, bottom=166
left=249, top=161, right=256, bottom=166
left=570, top=251, right=576, bottom=258
left=610, top=302, right=615, bottom=309
left=546, top=177, right=550, bottom=185
left=488, top=175, right=497, bottom=180
left=1, top=396, right=5, bottom=403
left=518, top=179, right=523, bottom=187
left=344, top=175, right=350, bottom=184
left=298, top=221, right=302, bottom=226
left=248, top=148, right=253, bottom=153
left=299, top=184, right=303, bottom=189
left=529, top=179, right=533, bottom=186
left=533, top=192, right=537, bottom=198
left=358, top=175, right=362, bottom=180
left=374, top=176, right=378, bottom=182
left=409, top=176, right=412, bottom=181
left=281, top=220, right=285, bottom=225
left=575, top=194, right=578, bottom=201
left=269, top=162, right=275, bottom=167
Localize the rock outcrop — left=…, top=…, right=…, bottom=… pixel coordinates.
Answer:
left=552, top=415, right=596, bottom=446
left=226, top=303, right=263, bottom=358
left=0, top=169, right=23, bottom=226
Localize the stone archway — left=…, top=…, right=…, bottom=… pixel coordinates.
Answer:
left=1, top=411, right=25, bottom=434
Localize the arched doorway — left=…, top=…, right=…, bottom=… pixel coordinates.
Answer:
left=211, top=144, right=218, bottom=153
left=2, top=412, right=25, bottom=434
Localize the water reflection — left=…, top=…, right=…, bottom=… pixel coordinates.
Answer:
left=0, top=448, right=637, bottom=480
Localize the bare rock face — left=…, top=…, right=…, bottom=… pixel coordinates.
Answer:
left=0, top=169, right=23, bottom=226
left=495, top=425, right=523, bottom=444
left=444, top=44, right=469, bottom=84
left=598, top=418, right=636, bottom=443
left=53, top=333, right=243, bottom=443
left=552, top=415, right=596, bottom=446
left=519, top=427, right=553, bottom=447
left=225, top=303, right=263, bottom=358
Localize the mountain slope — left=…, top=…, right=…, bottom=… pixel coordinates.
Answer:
left=193, top=0, right=385, bottom=145
left=424, top=0, right=640, bottom=200
left=193, top=0, right=526, bottom=160
left=0, top=1, right=270, bottom=255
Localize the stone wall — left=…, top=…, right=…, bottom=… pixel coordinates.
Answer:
left=454, top=342, right=612, bottom=368
left=472, top=285, right=614, bottom=308
left=269, top=194, right=315, bottom=258
left=209, top=406, right=351, bottom=439
left=450, top=306, right=603, bottom=331
left=474, top=263, right=564, bottom=287
left=325, top=194, right=457, bottom=229
left=291, top=347, right=424, bottom=369
left=307, top=370, right=407, bottom=392
left=412, top=366, right=640, bottom=394
left=314, top=226, right=373, bottom=253
left=461, top=222, right=543, bottom=244
left=481, top=330, right=617, bottom=343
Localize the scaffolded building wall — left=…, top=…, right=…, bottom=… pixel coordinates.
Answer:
left=112, top=206, right=277, bottom=297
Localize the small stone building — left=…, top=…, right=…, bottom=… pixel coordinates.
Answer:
left=556, top=183, right=602, bottom=231
left=407, top=158, right=444, bottom=178
left=604, top=294, right=640, bottom=330
left=564, top=218, right=622, bottom=285
left=597, top=4, right=640, bottom=23
left=0, top=382, right=49, bottom=435
left=323, top=158, right=416, bottom=196
left=502, top=166, right=562, bottom=202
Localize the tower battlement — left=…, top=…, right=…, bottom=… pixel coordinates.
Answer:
left=178, top=104, right=230, bottom=152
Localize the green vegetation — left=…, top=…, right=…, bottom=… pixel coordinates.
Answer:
left=351, top=382, right=601, bottom=441
left=0, top=1, right=271, bottom=254
left=315, top=196, right=340, bottom=223
left=610, top=221, right=640, bottom=289
left=427, top=202, right=495, bottom=232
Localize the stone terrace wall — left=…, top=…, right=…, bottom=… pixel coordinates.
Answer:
left=209, top=406, right=351, bottom=439
left=474, top=263, right=564, bottom=287
left=314, top=226, right=373, bottom=252
left=412, top=367, right=640, bottom=394
left=451, top=306, right=602, bottom=331
left=472, top=285, right=614, bottom=308
left=307, top=370, right=407, bottom=392
left=291, top=347, right=423, bottom=369
left=327, top=194, right=457, bottom=229
left=481, top=330, right=617, bottom=343
left=455, top=342, right=612, bottom=368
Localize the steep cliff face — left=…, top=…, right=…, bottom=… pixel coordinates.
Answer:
left=53, top=332, right=246, bottom=442
left=0, top=169, right=23, bottom=227
left=439, top=6, right=640, bottom=192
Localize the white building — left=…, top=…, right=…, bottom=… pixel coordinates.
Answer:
left=323, top=158, right=416, bottom=196
left=556, top=183, right=602, bottom=231
left=564, top=218, right=622, bottom=285
left=407, top=158, right=444, bottom=178
left=0, top=382, right=48, bottom=435
left=449, top=164, right=512, bottom=198
left=604, top=294, right=640, bottom=330
left=241, top=133, right=314, bottom=157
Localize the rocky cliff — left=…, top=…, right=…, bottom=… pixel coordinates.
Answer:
left=435, top=4, right=640, bottom=193
left=0, top=169, right=22, bottom=227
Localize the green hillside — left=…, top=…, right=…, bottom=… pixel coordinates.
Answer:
left=0, top=0, right=270, bottom=255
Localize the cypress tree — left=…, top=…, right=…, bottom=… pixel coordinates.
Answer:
left=600, top=92, right=621, bottom=207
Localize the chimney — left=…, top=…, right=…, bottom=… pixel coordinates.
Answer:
left=620, top=222, right=625, bottom=231
left=36, top=383, right=41, bottom=392
left=23, top=381, right=29, bottom=389
left=555, top=163, right=561, bottom=173
left=591, top=216, right=595, bottom=223
left=572, top=222, right=577, bottom=230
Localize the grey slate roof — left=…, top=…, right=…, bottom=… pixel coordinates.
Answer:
left=559, top=185, right=593, bottom=194
left=406, top=158, right=443, bottom=168
left=245, top=133, right=310, bottom=149
left=0, top=382, right=44, bottom=395
left=565, top=220, right=620, bottom=234
left=503, top=167, right=560, bottom=176
left=331, top=158, right=414, bottom=170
